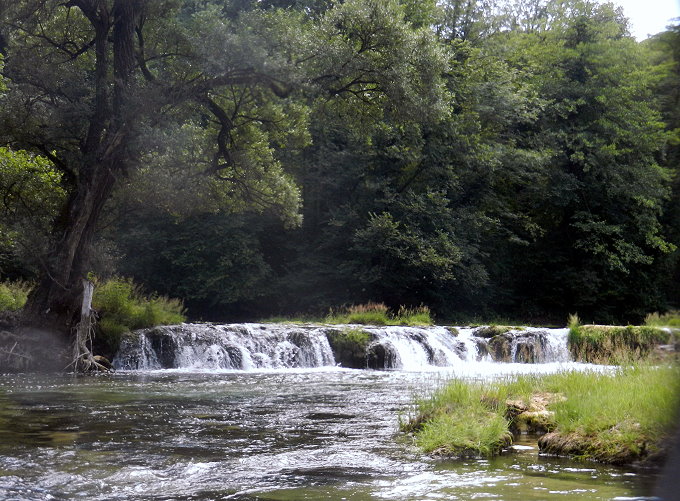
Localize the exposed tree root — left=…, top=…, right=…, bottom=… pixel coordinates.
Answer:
left=67, top=280, right=113, bottom=373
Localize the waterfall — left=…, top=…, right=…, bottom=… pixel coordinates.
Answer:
left=113, top=324, right=335, bottom=370
left=113, top=323, right=571, bottom=371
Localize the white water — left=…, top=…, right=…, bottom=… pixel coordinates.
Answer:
left=113, top=323, right=572, bottom=371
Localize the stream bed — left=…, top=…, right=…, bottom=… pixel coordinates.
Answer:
left=0, top=366, right=659, bottom=500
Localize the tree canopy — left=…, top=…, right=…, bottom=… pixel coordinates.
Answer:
left=0, top=0, right=677, bottom=329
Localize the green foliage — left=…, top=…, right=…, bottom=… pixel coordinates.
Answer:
left=0, top=280, right=32, bottom=311
left=92, top=277, right=185, bottom=351
left=568, top=324, right=671, bottom=363
left=326, top=327, right=372, bottom=368
left=1, top=0, right=679, bottom=326
left=327, top=302, right=390, bottom=325
left=0, top=147, right=65, bottom=275
left=113, top=211, right=274, bottom=319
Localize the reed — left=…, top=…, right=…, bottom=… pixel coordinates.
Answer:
left=645, top=311, right=680, bottom=328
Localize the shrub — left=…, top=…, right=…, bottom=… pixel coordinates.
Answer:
left=395, top=305, right=433, bottom=326
left=568, top=324, right=670, bottom=363
left=0, top=280, right=32, bottom=311
left=92, top=277, right=185, bottom=352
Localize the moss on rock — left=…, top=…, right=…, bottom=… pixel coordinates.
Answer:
left=326, top=327, right=372, bottom=369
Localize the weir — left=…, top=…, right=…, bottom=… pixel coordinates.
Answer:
left=113, top=324, right=571, bottom=370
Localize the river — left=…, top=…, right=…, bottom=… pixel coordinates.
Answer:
left=0, top=364, right=657, bottom=500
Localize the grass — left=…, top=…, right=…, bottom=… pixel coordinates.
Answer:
left=538, top=365, right=680, bottom=463
left=325, top=302, right=433, bottom=326
left=568, top=324, right=670, bottom=363
left=401, top=378, right=520, bottom=456
left=92, top=277, right=185, bottom=352
left=646, top=310, right=680, bottom=328
left=403, top=365, right=680, bottom=464
left=0, top=280, right=32, bottom=311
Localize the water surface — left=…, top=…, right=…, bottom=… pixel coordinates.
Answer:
left=0, top=367, right=655, bottom=500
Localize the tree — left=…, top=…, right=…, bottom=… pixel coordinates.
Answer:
left=488, top=0, right=674, bottom=321
left=0, top=0, right=446, bottom=340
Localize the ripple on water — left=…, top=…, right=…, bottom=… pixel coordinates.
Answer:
left=0, top=370, right=655, bottom=500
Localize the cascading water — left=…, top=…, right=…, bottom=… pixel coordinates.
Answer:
left=113, top=323, right=571, bottom=371
left=114, top=323, right=336, bottom=370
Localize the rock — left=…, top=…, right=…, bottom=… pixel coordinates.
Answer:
left=488, top=334, right=512, bottom=362
left=474, top=325, right=512, bottom=339
left=506, top=392, right=562, bottom=435
left=326, top=328, right=372, bottom=369
left=366, top=340, right=400, bottom=369
left=93, top=355, right=114, bottom=370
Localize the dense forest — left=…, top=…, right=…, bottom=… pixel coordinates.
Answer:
left=0, top=0, right=678, bottom=328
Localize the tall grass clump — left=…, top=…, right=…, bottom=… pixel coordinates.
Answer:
left=401, top=379, right=513, bottom=457
left=404, top=366, right=680, bottom=463
left=0, top=280, right=32, bottom=311
left=92, top=277, right=185, bottom=350
left=646, top=311, right=680, bottom=328
left=395, top=305, right=432, bottom=326
left=539, top=365, right=680, bottom=463
left=326, top=302, right=432, bottom=326
left=568, top=324, right=670, bottom=363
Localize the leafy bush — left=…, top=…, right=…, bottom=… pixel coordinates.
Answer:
left=92, top=277, right=185, bottom=351
left=568, top=324, right=670, bottom=363
left=0, top=280, right=32, bottom=311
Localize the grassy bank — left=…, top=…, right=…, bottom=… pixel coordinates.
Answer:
left=568, top=324, right=671, bottom=363
left=646, top=311, right=680, bottom=328
left=326, top=302, right=432, bottom=326
left=261, top=303, right=433, bottom=326
left=403, top=365, right=680, bottom=464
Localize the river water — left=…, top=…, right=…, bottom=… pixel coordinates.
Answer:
left=0, top=364, right=657, bottom=500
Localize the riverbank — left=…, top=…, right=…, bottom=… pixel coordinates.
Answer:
left=402, top=364, right=680, bottom=466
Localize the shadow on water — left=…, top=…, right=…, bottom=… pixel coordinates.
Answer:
left=0, top=370, right=658, bottom=500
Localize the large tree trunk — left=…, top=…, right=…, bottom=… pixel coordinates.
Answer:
left=23, top=164, right=117, bottom=333
left=22, top=0, right=138, bottom=348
